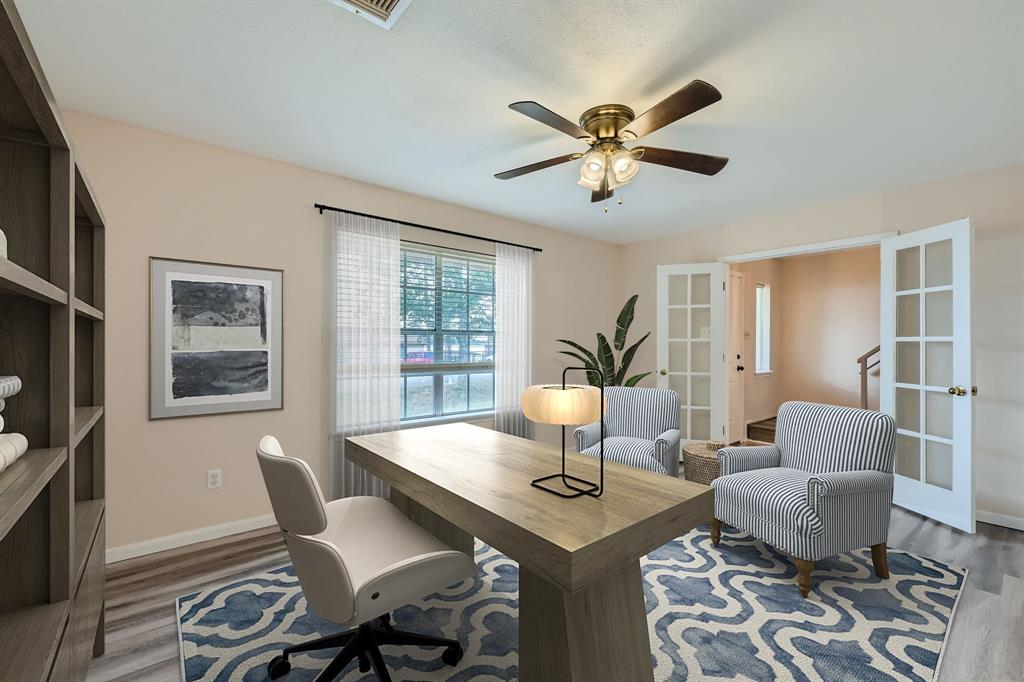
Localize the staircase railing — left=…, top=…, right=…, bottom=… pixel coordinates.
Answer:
left=857, top=345, right=881, bottom=409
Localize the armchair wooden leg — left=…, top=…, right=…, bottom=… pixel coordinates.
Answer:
left=794, top=558, right=813, bottom=598
left=710, top=518, right=721, bottom=547
left=870, top=543, right=890, bottom=579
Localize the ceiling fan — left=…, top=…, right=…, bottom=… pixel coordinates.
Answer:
left=494, top=80, right=729, bottom=205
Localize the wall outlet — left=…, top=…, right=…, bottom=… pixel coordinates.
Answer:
left=207, top=468, right=223, bottom=490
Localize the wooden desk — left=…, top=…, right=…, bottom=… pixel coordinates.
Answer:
left=346, top=423, right=713, bottom=682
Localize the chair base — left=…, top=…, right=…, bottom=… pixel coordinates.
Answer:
left=711, top=519, right=890, bottom=599
left=267, top=614, right=463, bottom=682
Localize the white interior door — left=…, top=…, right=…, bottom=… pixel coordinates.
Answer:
left=656, top=264, right=727, bottom=444
left=727, top=269, right=745, bottom=443
left=881, top=218, right=974, bottom=532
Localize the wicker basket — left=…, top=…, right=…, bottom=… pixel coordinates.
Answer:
left=682, top=440, right=769, bottom=485
left=681, top=442, right=722, bottom=485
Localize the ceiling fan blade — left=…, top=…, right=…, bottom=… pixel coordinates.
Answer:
left=634, top=146, right=729, bottom=176
left=591, top=174, right=614, bottom=203
left=620, top=80, right=722, bottom=140
left=494, top=153, right=580, bottom=180
left=509, top=101, right=594, bottom=141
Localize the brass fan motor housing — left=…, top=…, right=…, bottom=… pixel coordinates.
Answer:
left=579, top=104, right=635, bottom=141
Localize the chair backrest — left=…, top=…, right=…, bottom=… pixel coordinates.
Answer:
left=604, top=386, right=680, bottom=440
left=256, top=436, right=355, bottom=624
left=775, top=401, right=896, bottom=474
left=256, top=435, right=328, bottom=535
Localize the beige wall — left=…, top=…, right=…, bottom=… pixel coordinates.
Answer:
left=64, top=109, right=1024, bottom=547
left=621, top=164, right=1024, bottom=522
left=777, top=247, right=880, bottom=410
left=64, top=112, right=622, bottom=550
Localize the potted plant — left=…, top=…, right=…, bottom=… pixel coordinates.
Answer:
left=557, top=295, right=651, bottom=387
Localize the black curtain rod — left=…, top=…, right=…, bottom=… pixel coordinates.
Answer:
left=314, top=203, right=543, bottom=253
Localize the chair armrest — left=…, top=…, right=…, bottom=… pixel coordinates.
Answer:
left=655, top=429, right=680, bottom=477
left=717, top=444, right=782, bottom=475
left=573, top=421, right=602, bottom=452
left=807, top=470, right=893, bottom=499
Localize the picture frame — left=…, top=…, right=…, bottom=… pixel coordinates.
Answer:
left=150, top=257, right=283, bottom=419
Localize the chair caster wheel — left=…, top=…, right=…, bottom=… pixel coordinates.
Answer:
left=359, top=653, right=371, bottom=672
left=267, top=654, right=291, bottom=679
left=442, top=644, right=464, bottom=666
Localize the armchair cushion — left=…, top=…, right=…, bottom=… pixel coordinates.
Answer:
left=712, top=468, right=822, bottom=536
left=580, top=437, right=668, bottom=475
left=717, top=444, right=782, bottom=475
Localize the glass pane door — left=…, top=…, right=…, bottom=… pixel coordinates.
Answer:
left=881, top=219, right=973, bottom=532
left=657, top=264, right=726, bottom=444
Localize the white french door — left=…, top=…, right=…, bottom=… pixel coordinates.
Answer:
left=881, top=219, right=974, bottom=532
left=656, top=264, right=727, bottom=444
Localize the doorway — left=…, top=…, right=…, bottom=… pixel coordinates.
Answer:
left=726, top=244, right=883, bottom=442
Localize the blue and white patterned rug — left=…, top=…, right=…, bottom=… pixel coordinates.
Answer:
left=177, top=525, right=965, bottom=681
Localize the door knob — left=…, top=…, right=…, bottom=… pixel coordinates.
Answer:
left=659, top=368, right=667, bottom=375
left=947, top=386, right=967, bottom=396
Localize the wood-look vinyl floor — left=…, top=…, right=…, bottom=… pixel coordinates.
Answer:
left=87, top=527, right=288, bottom=682
left=88, top=508, right=1023, bottom=681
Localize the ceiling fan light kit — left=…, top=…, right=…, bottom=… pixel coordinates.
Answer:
left=495, top=80, right=730, bottom=206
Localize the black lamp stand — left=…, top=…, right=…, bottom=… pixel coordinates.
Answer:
left=530, top=366, right=605, bottom=499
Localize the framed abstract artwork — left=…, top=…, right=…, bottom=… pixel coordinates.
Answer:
left=150, top=258, right=283, bottom=419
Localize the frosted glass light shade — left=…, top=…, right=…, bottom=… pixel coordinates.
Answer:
left=577, top=151, right=607, bottom=191
left=610, top=148, right=639, bottom=185
left=521, top=384, right=602, bottom=425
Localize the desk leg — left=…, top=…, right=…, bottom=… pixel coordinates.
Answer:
left=519, top=559, right=653, bottom=682
left=389, top=488, right=475, bottom=556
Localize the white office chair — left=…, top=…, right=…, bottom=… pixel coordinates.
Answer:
left=256, top=435, right=476, bottom=681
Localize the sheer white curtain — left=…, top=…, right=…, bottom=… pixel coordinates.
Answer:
left=494, top=243, right=534, bottom=438
left=330, top=212, right=401, bottom=498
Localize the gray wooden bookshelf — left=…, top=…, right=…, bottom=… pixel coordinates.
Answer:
left=0, top=1, right=107, bottom=678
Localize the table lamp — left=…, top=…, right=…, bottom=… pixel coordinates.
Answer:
left=521, top=366, right=605, bottom=498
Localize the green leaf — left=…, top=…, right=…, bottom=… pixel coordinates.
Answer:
left=613, top=295, right=638, bottom=351
left=557, top=350, right=596, bottom=368
left=556, top=339, right=599, bottom=369
left=614, top=331, right=650, bottom=385
left=557, top=351, right=600, bottom=386
left=624, top=372, right=651, bottom=387
left=596, top=333, right=617, bottom=385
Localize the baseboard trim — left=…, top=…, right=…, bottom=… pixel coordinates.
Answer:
left=976, top=510, right=1024, bottom=532
left=106, top=513, right=276, bottom=564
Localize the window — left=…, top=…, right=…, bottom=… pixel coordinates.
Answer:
left=400, top=245, right=495, bottom=420
left=754, top=283, right=771, bottom=374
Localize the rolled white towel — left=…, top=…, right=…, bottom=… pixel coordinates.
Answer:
left=0, top=376, right=20, bottom=399
left=0, top=439, right=16, bottom=471
left=0, top=433, right=28, bottom=459
left=0, top=415, right=4, bottom=432
left=0, top=397, right=5, bottom=411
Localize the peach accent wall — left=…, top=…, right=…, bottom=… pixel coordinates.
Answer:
left=63, top=112, right=623, bottom=549
left=777, top=247, right=880, bottom=409
left=621, top=164, right=1024, bottom=523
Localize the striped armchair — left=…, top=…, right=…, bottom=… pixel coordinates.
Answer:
left=711, top=401, right=896, bottom=597
left=574, top=386, right=680, bottom=476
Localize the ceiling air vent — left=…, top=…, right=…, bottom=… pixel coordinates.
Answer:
left=328, top=0, right=413, bottom=30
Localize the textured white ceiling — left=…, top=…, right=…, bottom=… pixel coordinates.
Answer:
left=15, top=0, right=1024, bottom=244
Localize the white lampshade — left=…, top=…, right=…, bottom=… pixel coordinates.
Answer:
left=521, top=384, right=603, bottom=425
